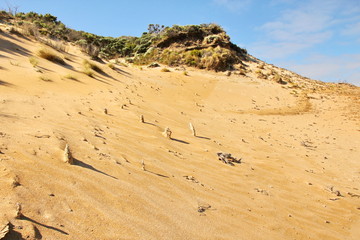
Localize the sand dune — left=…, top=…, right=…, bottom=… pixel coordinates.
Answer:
left=0, top=26, right=360, bottom=240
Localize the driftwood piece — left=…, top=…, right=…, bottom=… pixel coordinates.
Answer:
left=217, top=152, right=241, bottom=166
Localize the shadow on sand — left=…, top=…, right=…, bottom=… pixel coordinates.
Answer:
left=20, top=215, right=69, bottom=236
left=74, top=158, right=118, bottom=180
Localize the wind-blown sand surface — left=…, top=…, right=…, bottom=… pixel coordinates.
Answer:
left=0, top=26, right=360, bottom=240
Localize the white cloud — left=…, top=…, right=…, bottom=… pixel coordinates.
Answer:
left=248, top=0, right=360, bottom=84
left=284, top=54, right=360, bottom=85
left=251, top=0, right=339, bottom=60
left=251, top=31, right=332, bottom=59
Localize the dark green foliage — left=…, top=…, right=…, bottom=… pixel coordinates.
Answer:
left=3, top=11, right=248, bottom=70
left=148, top=24, right=165, bottom=34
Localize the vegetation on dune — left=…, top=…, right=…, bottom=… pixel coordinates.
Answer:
left=1, top=11, right=248, bottom=71
left=82, top=59, right=103, bottom=73
left=37, top=48, right=65, bottom=65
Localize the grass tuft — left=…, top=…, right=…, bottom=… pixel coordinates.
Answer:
left=29, top=57, right=39, bottom=67
left=63, top=74, right=78, bottom=80
left=107, top=63, right=115, bottom=70
left=37, top=48, right=65, bottom=65
left=39, top=76, right=53, bottom=82
left=83, top=59, right=103, bottom=73
left=161, top=68, right=171, bottom=72
left=82, top=68, right=94, bottom=78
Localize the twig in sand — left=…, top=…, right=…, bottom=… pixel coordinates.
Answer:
left=64, top=144, right=74, bottom=164
left=140, top=115, right=145, bottom=123
left=141, top=160, right=146, bottom=171
left=189, top=123, right=196, bottom=136
left=162, top=127, right=172, bottom=139
left=15, top=203, right=22, bottom=219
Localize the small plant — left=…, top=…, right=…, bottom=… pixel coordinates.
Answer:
left=63, top=74, right=77, bottom=80
left=183, top=71, right=189, bottom=76
left=82, top=68, right=94, bottom=78
left=37, top=48, right=65, bottom=65
left=107, top=63, right=115, bottom=70
left=161, top=68, right=170, bottom=72
left=83, top=59, right=103, bottom=73
left=28, top=57, right=39, bottom=67
left=39, top=76, right=52, bottom=82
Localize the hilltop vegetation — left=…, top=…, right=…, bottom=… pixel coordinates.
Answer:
left=0, top=11, right=247, bottom=71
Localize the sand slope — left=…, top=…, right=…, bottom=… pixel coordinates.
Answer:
left=0, top=27, right=360, bottom=240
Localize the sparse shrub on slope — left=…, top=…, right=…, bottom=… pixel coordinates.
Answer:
left=37, top=48, right=65, bottom=65
left=82, top=59, right=103, bottom=73
left=6, top=10, right=248, bottom=71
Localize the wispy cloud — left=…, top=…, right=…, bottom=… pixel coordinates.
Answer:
left=284, top=54, right=360, bottom=85
left=251, top=0, right=339, bottom=59
left=249, top=0, right=360, bottom=84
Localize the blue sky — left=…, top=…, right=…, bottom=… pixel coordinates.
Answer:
left=1, top=0, right=360, bottom=85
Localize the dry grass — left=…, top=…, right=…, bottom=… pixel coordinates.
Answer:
left=28, top=57, right=39, bottom=67
left=107, top=63, right=115, bottom=70
left=161, top=68, right=171, bottom=72
left=83, top=59, right=103, bottom=73
left=39, top=76, right=53, bottom=82
left=82, top=68, right=94, bottom=78
left=37, top=48, right=65, bottom=65
left=62, top=74, right=78, bottom=81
